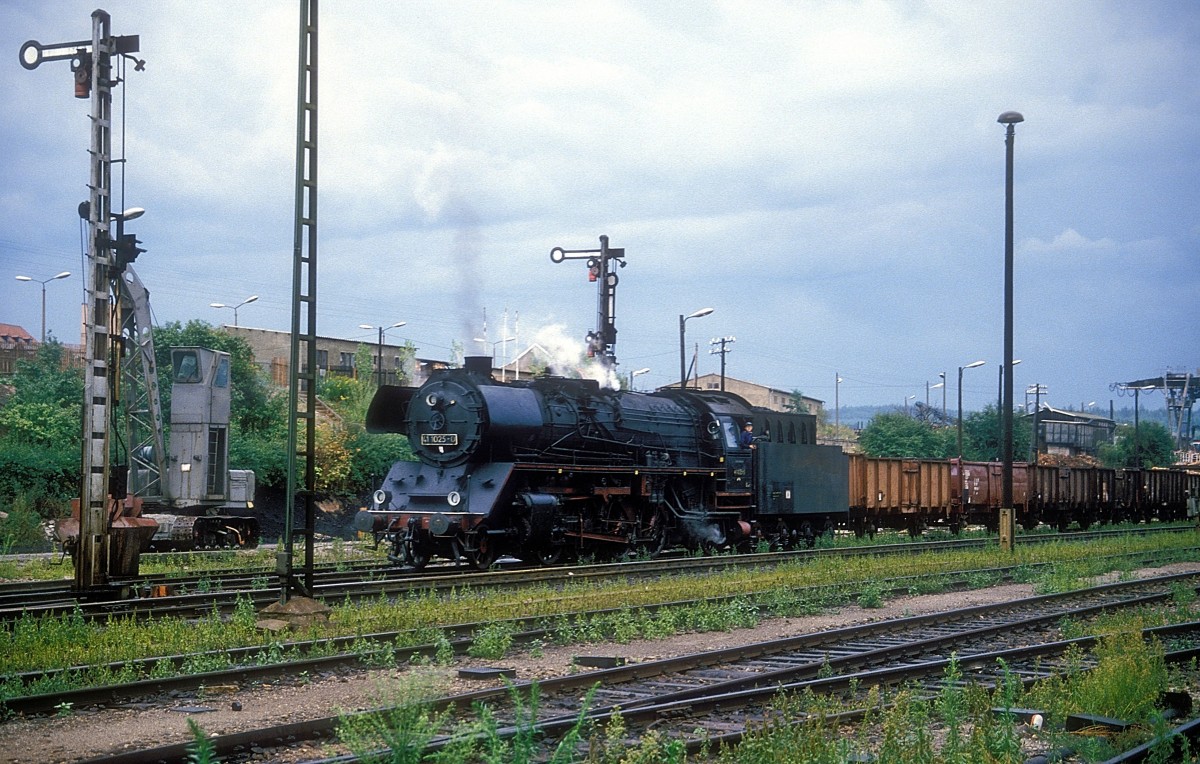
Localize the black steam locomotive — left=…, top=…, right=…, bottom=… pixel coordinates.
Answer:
left=355, top=357, right=849, bottom=569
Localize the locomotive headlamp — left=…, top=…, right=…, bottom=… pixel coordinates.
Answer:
left=426, top=392, right=443, bottom=408
left=447, top=491, right=462, bottom=507
left=373, top=489, right=390, bottom=508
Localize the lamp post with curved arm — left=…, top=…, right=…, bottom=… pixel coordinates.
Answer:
left=999, top=110, right=1024, bottom=542
left=362, top=321, right=407, bottom=386
left=958, top=360, right=986, bottom=457
left=679, top=307, right=713, bottom=388
left=630, top=367, right=651, bottom=391
left=14, top=271, right=71, bottom=342
left=210, top=294, right=259, bottom=327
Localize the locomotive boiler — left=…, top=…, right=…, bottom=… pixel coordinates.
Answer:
left=355, top=357, right=849, bottom=569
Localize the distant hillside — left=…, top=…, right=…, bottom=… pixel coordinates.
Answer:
left=830, top=404, right=1171, bottom=431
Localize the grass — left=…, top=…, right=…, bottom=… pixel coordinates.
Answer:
left=328, top=632, right=1185, bottom=762
left=2, top=532, right=1199, bottom=710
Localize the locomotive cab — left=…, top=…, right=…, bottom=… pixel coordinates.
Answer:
left=711, top=414, right=754, bottom=491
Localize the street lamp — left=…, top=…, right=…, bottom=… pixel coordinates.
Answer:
left=630, top=367, right=650, bottom=391
left=999, top=110, right=1024, bottom=540
left=957, top=359, right=986, bottom=458
left=905, top=394, right=916, bottom=415
left=361, top=322, right=407, bottom=386
left=14, top=271, right=71, bottom=343
left=931, top=378, right=945, bottom=422
left=473, top=336, right=517, bottom=381
left=210, top=295, right=259, bottom=327
left=679, top=307, right=714, bottom=388
left=938, top=372, right=947, bottom=419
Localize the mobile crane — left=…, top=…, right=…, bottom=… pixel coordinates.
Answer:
left=56, top=265, right=259, bottom=571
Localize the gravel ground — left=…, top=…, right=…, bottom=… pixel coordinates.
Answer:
left=4, top=562, right=1199, bottom=763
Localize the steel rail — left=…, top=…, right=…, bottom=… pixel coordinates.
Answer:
left=3, top=525, right=1191, bottom=621
left=4, top=550, right=1188, bottom=716
left=65, top=572, right=1200, bottom=764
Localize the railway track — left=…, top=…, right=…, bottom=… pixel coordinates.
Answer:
left=70, top=571, right=1200, bottom=763
left=1, top=524, right=1190, bottom=620
left=7, top=548, right=1191, bottom=717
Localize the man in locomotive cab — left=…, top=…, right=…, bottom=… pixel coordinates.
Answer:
left=739, top=421, right=757, bottom=450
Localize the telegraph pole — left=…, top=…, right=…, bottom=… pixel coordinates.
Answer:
left=709, top=336, right=735, bottom=391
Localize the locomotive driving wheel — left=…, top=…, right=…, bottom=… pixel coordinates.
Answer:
left=467, top=524, right=499, bottom=571
left=405, top=539, right=431, bottom=571
left=637, top=507, right=670, bottom=559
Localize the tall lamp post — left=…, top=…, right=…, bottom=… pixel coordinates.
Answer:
left=14, top=271, right=71, bottom=343
left=361, top=321, right=407, bottom=386
left=957, top=359, right=986, bottom=457
left=679, top=307, right=713, bottom=388
left=905, top=394, right=916, bottom=416
left=999, top=109, right=1024, bottom=551
left=210, top=294, right=259, bottom=327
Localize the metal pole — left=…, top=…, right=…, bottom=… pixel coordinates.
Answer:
left=836, top=374, right=841, bottom=434
left=377, top=326, right=384, bottom=387
left=39, top=283, right=47, bottom=343
left=999, top=110, right=1022, bottom=551
left=77, top=9, right=115, bottom=590
left=958, top=365, right=965, bottom=457
left=679, top=314, right=686, bottom=389
left=1134, top=387, right=1142, bottom=468
left=719, top=342, right=726, bottom=391
left=1033, top=384, right=1042, bottom=459
left=997, top=364, right=1003, bottom=413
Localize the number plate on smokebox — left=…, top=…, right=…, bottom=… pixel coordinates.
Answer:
left=421, top=433, right=459, bottom=446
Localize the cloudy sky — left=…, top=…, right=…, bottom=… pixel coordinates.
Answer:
left=2, top=1, right=1197, bottom=415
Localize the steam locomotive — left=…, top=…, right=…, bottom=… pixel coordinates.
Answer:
left=354, top=357, right=849, bottom=569
left=355, top=358, right=1199, bottom=569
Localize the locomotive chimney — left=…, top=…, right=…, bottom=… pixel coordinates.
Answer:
left=463, top=356, right=494, bottom=377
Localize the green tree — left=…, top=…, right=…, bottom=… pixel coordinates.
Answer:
left=1098, top=422, right=1176, bottom=468
left=961, top=405, right=1033, bottom=461
left=315, top=369, right=414, bottom=495
left=858, top=411, right=953, bottom=458
left=0, top=341, right=82, bottom=502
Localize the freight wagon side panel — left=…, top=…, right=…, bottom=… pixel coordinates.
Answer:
left=917, top=460, right=953, bottom=521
